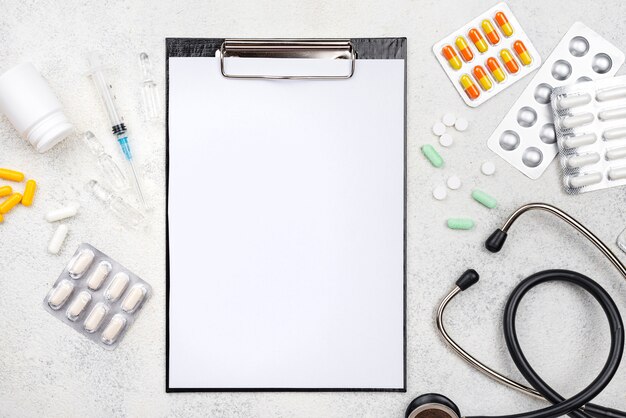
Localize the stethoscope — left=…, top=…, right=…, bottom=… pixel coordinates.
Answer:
left=406, top=203, right=626, bottom=418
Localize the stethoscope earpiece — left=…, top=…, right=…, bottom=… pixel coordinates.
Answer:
left=405, top=393, right=461, bottom=418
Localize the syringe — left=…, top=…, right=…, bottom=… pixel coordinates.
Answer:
left=87, top=53, right=147, bottom=209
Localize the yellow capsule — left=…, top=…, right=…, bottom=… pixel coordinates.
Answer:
left=0, top=193, right=22, bottom=214
left=21, top=180, right=37, bottom=207
left=0, top=185, right=12, bottom=197
left=0, top=168, right=24, bottom=182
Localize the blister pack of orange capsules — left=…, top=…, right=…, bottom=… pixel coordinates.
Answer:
left=433, top=2, right=542, bottom=107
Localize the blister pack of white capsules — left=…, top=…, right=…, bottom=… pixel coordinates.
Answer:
left=487, top=22, right=625, bottom=179
left=43, top=243, right=151, bottom=350
left=551, top=75, right=626, bottom=193
left=433, top=2, right=541, bottom=107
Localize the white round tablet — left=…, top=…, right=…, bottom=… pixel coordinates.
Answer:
left=439, top=133, right=453, bottom=147
left=433, top=185, right=447, bottom=201
left=481, top=161, right=496, bottom=176
left=447, top=175, right=462, bottom=190
left=455, top=117, right=469, bottom=132
left=432, top=122, right=446, bottom=136
left=442, top=113, right=456, bottom=127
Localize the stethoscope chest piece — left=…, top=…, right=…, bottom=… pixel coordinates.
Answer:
left=406, top=393, right=461, bottom=418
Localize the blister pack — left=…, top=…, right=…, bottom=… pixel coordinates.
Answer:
left=487, top=22, right=625, bottom=179
left=433, top=2, right=541, bottom=107
left=43, top=243, right=151, bottom=350
left=551, top=75, right=626, bottom=193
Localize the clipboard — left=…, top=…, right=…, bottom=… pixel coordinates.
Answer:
left=166, top=37, right=407, bottom=392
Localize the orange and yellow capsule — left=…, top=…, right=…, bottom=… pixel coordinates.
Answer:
left=472, top=66, right=493, bottom=91
left=455, top=36, right=474, bottom=62
left=441, top=45, right=462, bottom=70
left=0, top=193, right=22, bottom=214
left=486, top=57, right=506, bottom=83
left=460, top=74, right=480, bottom=100
left=500, top=49, right=519, bottom=74
left=468, top=28, right=488, bottom=53
left=481, top=19, right=500, bottom=45
left=494, top=12, right=514, bottom=37
left=513, top=40, right=532, bottom=66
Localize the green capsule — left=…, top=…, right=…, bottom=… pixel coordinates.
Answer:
left=421, top=144, right=444, bottom=168
left=447, top=218, right=475, bottom=230
left=472, top=189, right=497, bottom=209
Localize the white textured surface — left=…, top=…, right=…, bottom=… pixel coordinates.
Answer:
left=1, top=0, right=626, bottom=416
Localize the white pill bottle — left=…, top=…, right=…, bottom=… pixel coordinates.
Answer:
left=0, top=62, right=74, bottom=152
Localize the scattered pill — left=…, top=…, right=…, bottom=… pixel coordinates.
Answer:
left=447, top=175, right=462, bottom=190
left=68, top=249, right=95, bottom=278
left=481, top=161, right=496, bottom=176
left=433, top=122, right=446, bottom=136
left=66, top=291, right=92, bottom=321
left=21, top=180, right=37, bottom=207
left=121, top=285, right=147, bottom=313
left=48, top=280, right=74, bottom=310
left=48, top=224, right=69, bottom=254
left=0, top=193, right=22, bottom=214
left=562, top=113, right=594, bottom=129
left=101, top=314, right=127, bottom=345
left=468, top=28, right=488, bottom=53
left=442, top=113, right=456, bottom=127
left=472, top=189, right=497, bottom=209
left=513, top=40, right=532, bottom=66
left=500, top=49, right=519, bottom=74
left=473, top=65, right=493, bottom=91
left=460, top=74, right=480, bottom=100
left=439, top=134, right=454, bottom=147
left=481, top=19, right=500, bottom=45
left=45, top=204, right=79, bottom=222
left=455, top=117, right=469, bottom=132
left=569, top=172, right=603, bottom=188
left=105, top=272, right=130, bottom=302
left=441, top=45, right=462, bottom=71
left=0, top=186, right=12, bottom=197
left=87, top=261, right=112, bottom=290
left=433, top=185, right=447, bottom=201
left=494, top=11, right=514, bottom=37
left=455, top=36, right=474, bottom=62
left=421, top=145, right=444, bottom=168
left=0, top=168, right=24, bottom=182
left=486, top=57, right=506, bottom=83
left=557, top=93, right=591, bottom=109
left=447, top=218, right=475, bottom=230
left=84, top=303, right=108, bottom=333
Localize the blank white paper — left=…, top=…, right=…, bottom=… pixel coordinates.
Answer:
left=168, top=56, right=405, bottom=389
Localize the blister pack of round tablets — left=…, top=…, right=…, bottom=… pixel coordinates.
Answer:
left=43, top=243, right=152, bottom=350
left=432, top=2, right=542, bottom=107
left=487, top=22, right=625, bottom=179
left=551, top=75, right=626, bottom=193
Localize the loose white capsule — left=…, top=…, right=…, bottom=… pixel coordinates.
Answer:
left=561, top=113, right=594, bottom=129
left=84, top=303, right=108, bottom=333
left=101, top=314, right=127, bottom=345
left=105, top=272, right=129, bottom=302
left=87, top=261, right=112, bottom=290
left=48, top=224, right=69, bottom=255
left=557, top=93, right=591, bottom=109
left=121, top=285, right=147, bottom=313
left=47, top=280, right=74, bottom=310
left=68, top=249, right=95, bottom=278
left=45, top=204, right=79, bottom=222
left=66, top=291, right=91, bottom=321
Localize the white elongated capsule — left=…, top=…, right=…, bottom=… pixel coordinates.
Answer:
left=105, top=272, right=129, bottom=302
left=557, top=93, right=591, bottom=109
left=121, top=285, right=147, bottom=313
left=68, top=249, right=95, bottom=278
left=606, top=147, right=626, bottom=161
left=48, top=224, right=69, bottom=254
left=84, top=303, right=108, bottom=333
left=561, top=113, right=594, bottom=129
left=45, top=204, right=79, bottom=222
left=87, top=261, right=112, bottom=290
left=66, top=291, right=91, bottom=321
left=569, top=172, right=603, bottom=188
left=609, top=166, right=626, bottom=180
left=596, top=86, right=626, bottom=102
left=47, top=280, right=74, bottom=309
left=566, top=153, right=601, bottom=168
left=604, top=127, right=626, bottom=141
left=101, top=314, right=127, bottom=345
left=598, top=108, right=626, bottom=121
left=563, top=133, right=597, bottom=149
